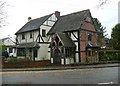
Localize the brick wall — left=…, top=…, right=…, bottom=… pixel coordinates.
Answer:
left=1, top=58, right=50, bottom=68
left=79, top=21, right=98, bottom=63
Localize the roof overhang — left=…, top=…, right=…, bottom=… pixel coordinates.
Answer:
left=16, top=42, right=40, bottom=48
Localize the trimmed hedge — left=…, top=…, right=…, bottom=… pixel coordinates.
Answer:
left=99, top=50, right=120, bottom=61
left=6, top=56, right=30, bottom=62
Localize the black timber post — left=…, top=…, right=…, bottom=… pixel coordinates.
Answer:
left=64, top=47, right=66, bottom=65
left=78, top=30, right=81, bottom=62
left=39, top=28, right=40, bottom=43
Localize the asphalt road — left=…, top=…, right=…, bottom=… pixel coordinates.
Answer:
left=1, top=67, right=119, bottom=84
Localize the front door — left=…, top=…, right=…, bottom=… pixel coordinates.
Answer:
left=53, top=48, right=61, bottom=65
left=33, top=49, right=37, bottom=61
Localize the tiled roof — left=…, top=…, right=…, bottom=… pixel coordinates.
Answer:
left=57, top=32, right=76, bottom=47
left=48, top=9, right=91, bottom=35
left=15, top=14, right=52, bottom=34
left=16, top=42, right=40, bottom=48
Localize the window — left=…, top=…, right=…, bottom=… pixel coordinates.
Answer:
left=42, top=29, right=46, bottom=37
left=30, top=32, right=32, bottom=38
left=88, top=50, right=91, bottom=56
left=17, top=48, right=25, bottom=56
left=65, top=48, right=72, bottom=57
left=33, top=49, right=37, bottom=58
left=22, top=33, right=25, bottom=40
left=9, top=48, right=13, bottom=53
left=88, top=33, right=92, bottom=41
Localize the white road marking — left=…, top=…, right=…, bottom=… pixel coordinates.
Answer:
left=98, top=82, right=113, bottom=85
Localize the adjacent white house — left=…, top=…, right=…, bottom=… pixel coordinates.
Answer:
left=0, top=37, right=16, bottom=57
left=15, top=11, right=60, bottom=61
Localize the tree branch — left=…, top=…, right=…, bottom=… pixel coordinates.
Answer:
left=97, top=0, right=110, bottom=9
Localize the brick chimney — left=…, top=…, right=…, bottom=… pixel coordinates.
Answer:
left=55, top=11, right=60, bottom=18
left=28, top=17, right=32, bottom=21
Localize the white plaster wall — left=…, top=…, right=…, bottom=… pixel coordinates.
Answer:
left=48, top=21, right=55, bottom=26
left=40, top=14, right=57, bottom=42
left=26, top=32, right=33, bottom=42
left=48, top=52, right=50, bottom=60
left=61, top=58, right=64, bottom=65
left=75, top=53, right=79, bottom=62
left=75, top=42, right=78, bottom=51
left=66, top=58, right=74, bottom=64
left=33, top=30, right=39, bottom=42
left=71, top=32, right=78, bottom=41
left=36, top=44, right=50, bottom=60
left=49, top=14, right=57, bottom=21
left=51, top=58, right=53, bottom=63
left=17, top=30, right=39, bottom=44
left=48, top=48, right=50, bottom=51
left=12, top=48, right=17, bottom=57
left=40, top=25, right=51, bottom=42
left=20, top=34, right=26, bottom=43
left=17, top=34, right=21, bottom=43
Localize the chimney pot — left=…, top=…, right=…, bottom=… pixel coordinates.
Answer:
left=28, top=17, right=32, bottom=21
left=55, top=11, right=60, bottom=18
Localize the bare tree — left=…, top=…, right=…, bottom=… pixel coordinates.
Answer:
left=97, top=0, right=110, bottom=8
left=0, top=0, right=7, bottom=28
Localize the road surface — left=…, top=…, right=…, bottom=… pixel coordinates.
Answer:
left=1, top=67, right=119, bottom=84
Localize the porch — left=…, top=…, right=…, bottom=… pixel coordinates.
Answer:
left=16, top=42, right=39, bottom=61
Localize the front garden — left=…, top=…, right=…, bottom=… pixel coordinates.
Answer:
left=1, top=49, right=120, bottom=68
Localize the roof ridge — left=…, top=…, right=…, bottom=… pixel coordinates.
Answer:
left=30, top=13, right=53, bottom=21
left=48, top=9, right=92, bottom=34
left=60, top=9, right=90, bottom=17
left=15, top=14, right=53, bottom=34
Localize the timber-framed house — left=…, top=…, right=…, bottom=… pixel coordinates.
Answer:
left=15, top=9, right=99, bottom=65
left=15, top=11, right=60, bottom=61
left=48, top=9, right=99, bottom=65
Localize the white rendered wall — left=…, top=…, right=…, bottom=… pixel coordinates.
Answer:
left=26, top=32, right=33, bottom=42
left=36, top=44, right=50, bottom=60
left=61, top=58, right=64, bottom=65
left=65, top=58, right=74, bottom=64
left=75, top=42, right=78, bottom=51
left=51, top=58, right=53, bottom=63
left=17, top=30, right=39, bottom=43
left=75, top=53, right=79, bottom=62
left=71, top=32, right=78, bottom=41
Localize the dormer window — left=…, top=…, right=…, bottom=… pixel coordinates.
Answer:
left=22, top=33, right=25, bottom=40
left=30, top=32, right=33, bottom=38
left=42, top=29, right=46, bottom=37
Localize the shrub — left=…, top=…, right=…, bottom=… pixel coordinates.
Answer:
left=99, top=50, right=120, bottom=61
left=6, top=56, right=30, bottom=62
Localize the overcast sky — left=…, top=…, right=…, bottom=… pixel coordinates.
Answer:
left=0, top=0, right=119, bottom=39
